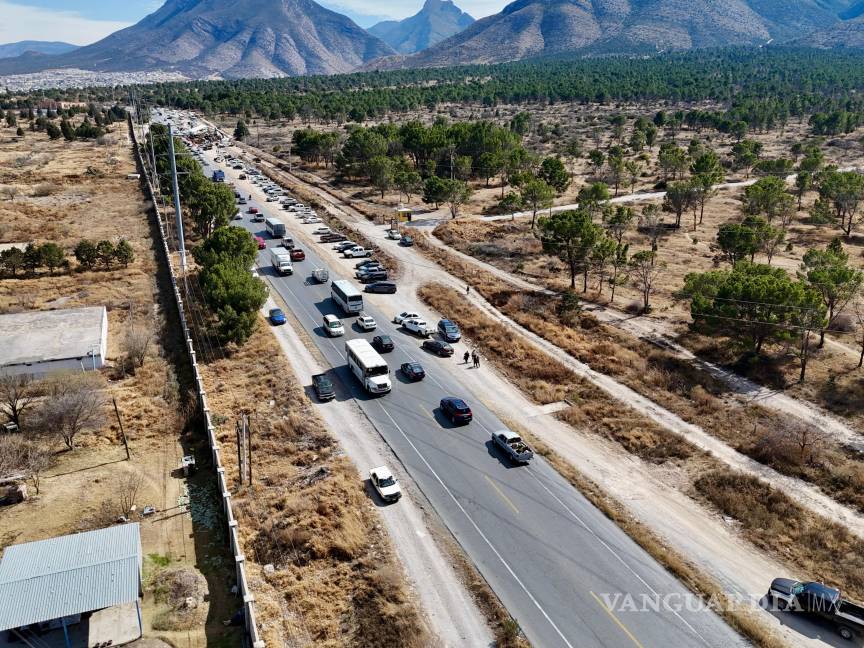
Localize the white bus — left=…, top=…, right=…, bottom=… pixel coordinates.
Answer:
left=331, top=279, right=363, bottom=314
left=345, top=339, right=391, bottom=395
left=265, top=217, right=286, bottom=238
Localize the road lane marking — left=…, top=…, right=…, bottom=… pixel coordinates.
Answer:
left=590, top=591, right=645, bottom=648
left=484, top=474, right=520, bottom=515
left=526, top=469, right=713, bottom=647
left=375, top=402, right=575, bottom=648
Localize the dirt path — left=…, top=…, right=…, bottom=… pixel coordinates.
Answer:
left=263, top=297, right=493, bottom=648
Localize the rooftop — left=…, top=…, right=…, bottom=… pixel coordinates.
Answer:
left=0, top=524, right=142, bottom=631
left=0, top=306, right=106, bottom=368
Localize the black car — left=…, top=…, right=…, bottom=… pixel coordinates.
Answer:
left=320, top=233, right=347, bottom=243
left=312, top=373, right=335, bottom=401
left=400, top=362, right=426, bottom=382
left=355, top=258, right=380, bottom=270
left=400, top=235, right=414, bottom=247
left=372, top=335, right=394, bottom=353
left=359, top=270, right=389, bottom=283
left=440, top=397, right=473, bottom=424
left=422, top=339, right=453, bottom=357
left=437, top=318, right=462, bottom=342
left=365, top=281, right=397, bottom=294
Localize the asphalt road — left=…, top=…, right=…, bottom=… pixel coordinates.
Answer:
left=186, top=135, right=749, bottom=648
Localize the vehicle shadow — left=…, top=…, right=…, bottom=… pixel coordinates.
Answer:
left=363, top=478, right=398, bottom=508
left=393, top=369, right=418, bottom=385
left=485, top=439, right=517, bottom=469
left=432, top=408, right=462, bottom=430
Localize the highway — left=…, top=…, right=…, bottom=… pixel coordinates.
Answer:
left=178, top=123, right=749, bottom=648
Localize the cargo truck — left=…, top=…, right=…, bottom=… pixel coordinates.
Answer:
left=270, top=247, right=293, bottom=275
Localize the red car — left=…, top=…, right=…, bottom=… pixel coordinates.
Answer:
left=247, top=207, right=259, bottom=214
left=290, top=248, right=305, bottom=261
left=254, top=235, right=266, bottom=250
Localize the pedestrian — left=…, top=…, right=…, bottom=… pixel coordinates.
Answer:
left=476, top=354, right=481, bottom=369
left=466, top=284, right=470, bottom=295
left=471, top=351, right=478, bottom=368
left=463, top=350, right=470, bottom=364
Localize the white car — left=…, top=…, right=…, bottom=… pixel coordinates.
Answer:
left=313, top=227, right=331, bottom=236
left=386, top=229, right=401, bottom=240
left=356, top=313, right=377, bottom=331
left=343, top=247, right=373, bottom=258
left=393, top=311, right=421, bottom=324
left=323, top=314, right=344, bottom=337
left=402, top=318, right=431, bottom=338
left=369, top=466, right=401, bottom=503
left=303, top=217, right=322, bottom=224
left=266, top=195, right=277, bottom=202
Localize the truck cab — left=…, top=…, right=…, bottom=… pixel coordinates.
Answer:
left=768, top=578, right=864, bottom=641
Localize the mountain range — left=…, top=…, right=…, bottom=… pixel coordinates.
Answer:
left=0, top=41, right=77, bottom=59
left=1, top=0, right=864, bottom=81
left=368, top=0, right=475, bottom=54
left=0, top=0, right=395, bottom=79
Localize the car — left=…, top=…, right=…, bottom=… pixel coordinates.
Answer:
left=402, top=318, right=431, bottom=337
left=289, top=248, right=305, bottom=261
left=344, top=246, right=373, bottom=258
left=437, top=319, right=462, bottom=342
left=312, top=373, right=335, bottom=401
left=254, top=235, right=267, bottom=250
left=237, top=197, right=247, bottom=205
left=422, top=339, right=453, bottom=357
left=302, top=217, right=322, bottom=224
left=269, top=308, right=286, bottom=325
left=239, top=174, right=247, bottom=180
left=372, top=335, right=394, bottom=353
left=266, top=195, right=278, bottom=202
left=440, top=397, right=473, bottom=424
left=248, top=207, right=259, bottom=214
left=369, top=466, right=401, bottom=503
left=356, top=313, right=377, bottom=331
left=323, top=314, right=344, bottom=337
left=400, top=362, right=425, bottom=382
left=400, top=235, right=414, bottom=247
left=355, top=258, right=380, bottom=270
left=393, top=311, right=421, bottom=324
left=365, top=281, right=397, bottom=294
left=313, top=227, right=332, bottom=236
left=335, top=241, right=358, bottom=252
left=355, top=266, right=384, bottom=279
left=252, top=213, right=265, bottom=222
left=233, top=211, right=243, bottom=220
left=320, top=233, right=347, bottom=243
left=386, top=229, right=401, bottom=240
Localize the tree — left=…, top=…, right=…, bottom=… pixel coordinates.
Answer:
left=539, top=157, right=570, bottom=193
left=46, top=122, right=61, bottom=140
left=394, top=168, right=422, bottom=203
left=658, top=144, right=688, bottom=180
left=5, top=113, right=16, bottom=127
left=717, top=221, right=760, bottom=266
left=577, top=182, right=610, bottom=219
left=610, top=242, right=629, bottom=303
left=853, top=297, right=864, bottom=368
left=368, top=156, right=396, bottom=199
left=234, top=119, right=250, bottom=141
left=795, top=171, right=812, bottom=209
left=605, top=205, right=634, bottom=245
left=590, top=236, right=617, bottom=295
left=742, top=176, right=794, bottom=226
left=0, top=374, right=36, bottom=430
left=422, top=176, right=449, bottom=209
left=123, top=327, right=152, bottom=369
left=624, top=160, right=641, bottom=194
left=662, top=181, right=695, bottom=228
left=520, top=179, right=555, bottom=229
left=690, top=150, right=723, bottom=224
left=60, top=119, right=75, bottom=141
left=187, top=178, right=236, bottom=239
left=193, top=226, right=258, bottom=270
left=95, top=240, right=115, bottom=268
left=39, top=242, right=65, bottom=275
left=0, top=246, right=24, bottom=277
left=588, top=150, right=605, bottom=177
left=39, top=375, right=106, bottom=450
left=628, top=251, right=663, bottom=313
left=478, top=151, right=504, bottom=187
left=199, top=261, right=268, bottom=345
left=538, top=208, right=601, bottom=291
left=607, top=154, right=626, bottom=197
left=114, top=239, right=135, bottom=268
left=817, top=170, right=864, bottom=237
left=639, top=204, right=665, bottom=258
left=74, top=240, right=98, bottom=270
left=731, top=140, right=763, bottom=177
left=499, top=191, right=523, bottom=221
left=442, top=179, right=472, bottom=219
left=800, top=239, right=864, bottom=347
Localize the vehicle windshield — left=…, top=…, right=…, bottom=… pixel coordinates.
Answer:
left=329, top=321, right=342, bottom=328
left=378, top=477, right=396, bottom=487
left=318, top=378, right=332, bottom=389
left=367, top=365, right=389, bottom=377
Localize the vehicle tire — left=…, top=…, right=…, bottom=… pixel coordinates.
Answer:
left=776, top=599, right=787, bottom=611
left=838, top=626, right=854, bottom=641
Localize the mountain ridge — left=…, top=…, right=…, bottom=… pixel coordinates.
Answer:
left=368, top=0, right=475, bottom=54
left=0, top=41, right=78, bottom=59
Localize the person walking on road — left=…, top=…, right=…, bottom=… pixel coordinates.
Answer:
left=471, top=351, right=478, bottom=368
left=466, top=284, right=470, bottom=295
left=463, top=350, right=470, bottom=365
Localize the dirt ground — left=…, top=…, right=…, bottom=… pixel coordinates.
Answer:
left=0, top=122, right=238, bottom=647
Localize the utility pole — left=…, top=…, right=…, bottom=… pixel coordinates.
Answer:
left=113, top=397, right=131, bottom=461
left=167, top=124, right=187, bottom=273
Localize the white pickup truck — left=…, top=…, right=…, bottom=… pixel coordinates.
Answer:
left=401, top=318, right=432, bottom=338
left=270, top=247, right=293, bottom=275
left=491, top=429, right=534, bottom=464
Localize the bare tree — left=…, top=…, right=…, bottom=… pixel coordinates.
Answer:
left=24, top=442, right=53, bottom=494
left=122, top=327, right=152, bottom=369
left=116, top=471, right=143, bottom=515
left=0, top=186, right=18, bottom=201
left=0, top=374, right=37, bottom=429
left=628, top=250, right=665, bottom=313
left=854, top=297, right=864, bottom=368
left=39, top=375, right=105, bottom=449
left=0, top=435, right=27, bottom=477
left=0, top=437, right=52, bottom=494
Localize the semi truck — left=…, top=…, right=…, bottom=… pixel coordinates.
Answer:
left=767, top=578, right=864, bottom=641
left=270, top=247, right=293, bottom=275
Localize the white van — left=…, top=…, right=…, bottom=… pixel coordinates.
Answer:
left=323, top=314, right=345, bottom=337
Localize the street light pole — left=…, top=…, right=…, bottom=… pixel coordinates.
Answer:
left=167, top=124, right=187, bottom=273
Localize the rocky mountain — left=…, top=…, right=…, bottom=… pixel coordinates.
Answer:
left=0, top=0, right=395, bottom=79
left=0, top=41, right=78, bottom=59
left=372, top=0, right=856, bottom=69
left=368, top=0, right=475, bottom=54
left=793, top=16, right=864, bottom=48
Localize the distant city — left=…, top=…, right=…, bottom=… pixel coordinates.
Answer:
left=0, top=68, right=188, bottom=92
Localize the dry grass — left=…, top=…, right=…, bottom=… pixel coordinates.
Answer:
left=197, top=320, right=430, bottom=648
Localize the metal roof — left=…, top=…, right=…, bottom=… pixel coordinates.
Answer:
left=0, top=524, right=142, bottom=631
left=0, top=306, right=107, bottom=368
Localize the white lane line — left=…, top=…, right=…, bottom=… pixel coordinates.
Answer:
left=525, top=469, right=714, bottom=648
left=375, top=402, right=576, bottom=648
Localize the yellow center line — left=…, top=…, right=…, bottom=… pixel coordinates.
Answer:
left=484, top=474, right=520, bottom=515
left=590, top=591, right=646, bottom=648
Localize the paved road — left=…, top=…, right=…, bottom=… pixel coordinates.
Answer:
left=179, top=127, right=749, bottom=648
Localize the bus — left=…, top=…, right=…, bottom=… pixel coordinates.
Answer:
left=331, top=279, right=363, bottom=314
left=265, top=217, right=286, bottom=238
left=345, top=339, right=391, bottom=395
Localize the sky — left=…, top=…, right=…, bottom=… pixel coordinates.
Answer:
left=0, top=0, right=507, bottom=45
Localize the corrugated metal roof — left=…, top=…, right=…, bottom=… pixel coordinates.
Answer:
left=0, top=524, right=141, bottom=631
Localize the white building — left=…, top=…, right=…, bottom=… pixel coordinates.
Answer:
left=0, top=306, right=108, bottom=376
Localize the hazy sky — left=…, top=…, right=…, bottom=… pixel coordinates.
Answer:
left=0, top=0, right=505, bottom=45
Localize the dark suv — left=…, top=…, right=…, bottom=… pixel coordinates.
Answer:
left=440, top=397, right=473, bottom=425
left=437, top=319, right=462, bottom=342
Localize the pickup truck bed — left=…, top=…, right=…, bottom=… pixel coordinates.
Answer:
left=491, top=430, right=533, bottom=464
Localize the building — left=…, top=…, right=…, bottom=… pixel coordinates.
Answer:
left=0, top=524, right=143, bottom=648
left=0, top=306, right=108, bottom=376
